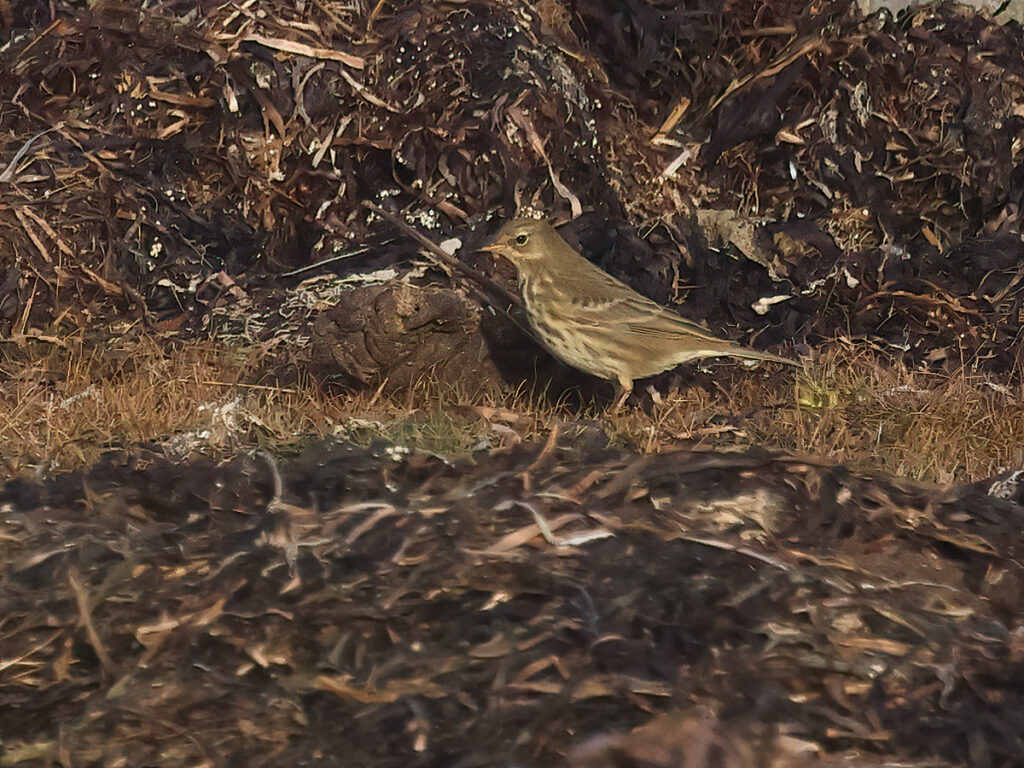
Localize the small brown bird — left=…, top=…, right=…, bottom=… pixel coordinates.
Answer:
left=481, top=218, right=798, bottom=410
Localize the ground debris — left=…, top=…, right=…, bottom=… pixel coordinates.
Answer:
left=3, top=438, right=1023, bottom=766
left=4, top=2, right=1024, bottom=383
left=4, top=3, right=1024, bottom=764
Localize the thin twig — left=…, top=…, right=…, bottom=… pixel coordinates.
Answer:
left=280, top=241, right=396, bottom=278
left=68, top=567, right=116, bottom=676
left=739, top=25, right=797, bottom=38
left=362, top=201, right=522, bottom=310
left=0, top=124, right=63, bottom=184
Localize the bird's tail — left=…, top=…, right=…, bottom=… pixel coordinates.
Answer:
left=725, top=346, right=801, bottom=367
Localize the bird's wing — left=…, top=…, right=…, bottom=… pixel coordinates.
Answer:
left=554, top=260, right=730, bottom=344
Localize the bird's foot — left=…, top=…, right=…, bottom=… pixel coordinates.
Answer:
left=610, top=380, right=633, bottom=413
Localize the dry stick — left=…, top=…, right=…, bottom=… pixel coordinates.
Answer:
left=739, top=25, right=797, bottom=37
left=362, top=201, right=523, bottom=310
left=361, top=203, right=547, bottom=352
left=68, top=567, right=116, bottom=676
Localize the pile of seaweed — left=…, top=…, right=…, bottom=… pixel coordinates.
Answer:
left=3, top=1, right=1024, bottom=372
left=4, top=3, right=1024, bottom=765
left=3, top=433, right=1024, bottom=765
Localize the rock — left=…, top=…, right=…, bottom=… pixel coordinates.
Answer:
left=310, top=282, right=505, bottom=395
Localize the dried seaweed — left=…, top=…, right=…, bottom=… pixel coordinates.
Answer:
left=5, top=4, right=1024, bottom=763
left=697, top=5, right=1024, bottom=368
left=3, top=2, right=1024, bottom=372
left=3, top=439, right=1024, bottom=765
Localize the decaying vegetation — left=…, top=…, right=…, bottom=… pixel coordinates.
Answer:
left=3, top=1, right=1024, bottom=766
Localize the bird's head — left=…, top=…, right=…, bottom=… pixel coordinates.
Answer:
left=479, top=218, right=555, bottom=265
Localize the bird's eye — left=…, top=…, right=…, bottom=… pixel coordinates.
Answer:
left=514, top=233, right=529, bottom=246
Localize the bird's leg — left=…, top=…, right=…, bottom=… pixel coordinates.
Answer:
left=611, top=377, right=633, bottom=413
left=644, top=384, right=664, bottom=406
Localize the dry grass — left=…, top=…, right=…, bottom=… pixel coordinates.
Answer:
left=602, top=346, right=1024, bottom=483
left=1, top=334, right=349, bottom=475
left=788, top=348, right=1024, bottom=481
left=2, top=334, right=1022, bottom=484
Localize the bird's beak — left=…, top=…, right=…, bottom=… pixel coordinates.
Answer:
left=478, top=242, right=503, bottom=254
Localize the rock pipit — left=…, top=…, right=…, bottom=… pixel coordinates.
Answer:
left=481, top=218, right=798, bottom=410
